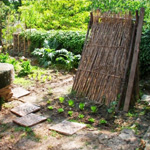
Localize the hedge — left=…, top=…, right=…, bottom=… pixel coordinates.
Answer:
left=21, top=29, right=150, bottom=76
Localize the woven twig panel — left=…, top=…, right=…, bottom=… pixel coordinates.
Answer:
left=73, top=10, right=133, bottom=105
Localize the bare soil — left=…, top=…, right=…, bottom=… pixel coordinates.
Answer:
left=0, top=64, right=150, bottom=150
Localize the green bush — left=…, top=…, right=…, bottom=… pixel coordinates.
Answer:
left=45, top=31, right=86, bottom=54
left=21, top=30, right=86, bottom=54
left=32, top=48, right=81, bottom=70
left=140, top=29, right=150, bottom=76
left=19, top=0, right=90, bottom=30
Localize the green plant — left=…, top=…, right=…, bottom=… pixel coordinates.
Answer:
left=32, top=73, right=37, bottom=80
left=48, top=75, right=52, bottom=81
left=59, top=97, right=65, bottom=103
left=58, top=108, right=64, bottom=113
left=88, top=118, right=95, bottom=123
left=68, top=111, right=73, bottom=116
left=140, top=29, right=150, bottom=76
left=48, top=106, right=53, bottom=110
left=91, top=106, right=97, bottom=113
left=79, top=102, right=85, bottom=110
left=19, top=60, right=32, bottom=76
left=47, top=118, right=52, bottom=123
left=99, top=119, right=107, bottom=124
left=47, top=100, right=51, bottom=104
left=37, top=73, right=41, bottom=81
left=78, top=114, right=84, bottom=119
left=32, top=48, right=81, bottom=70
left=68, top=99, right=74, bottom=107
left=107, top=101, right=117, bottom=114
left=42, top=76, right=47, bottom=82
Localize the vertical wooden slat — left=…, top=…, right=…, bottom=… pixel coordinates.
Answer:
left=123, top=8, right=145, bottom=112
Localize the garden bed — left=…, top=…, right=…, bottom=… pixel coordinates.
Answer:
left=0, top=54, right=150, bottom=150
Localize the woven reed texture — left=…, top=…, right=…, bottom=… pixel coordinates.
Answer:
left=73, top=10, right=133, bottom=105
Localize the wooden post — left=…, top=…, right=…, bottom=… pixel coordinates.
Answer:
left=123, top=8, right=145, bottom=112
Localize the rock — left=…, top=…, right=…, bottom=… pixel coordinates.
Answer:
left=119, top=129, right=137, bottom=142
left=143, top=127, right=150, bottom=150
left=0, top=63, right=14, bottom=89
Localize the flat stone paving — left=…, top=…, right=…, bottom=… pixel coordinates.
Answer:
left=12, top=87, right=30, bottom=98
left=49, top=120, right=86, bottom=135
left=13, top=113, right=47, bottom=127
left=11, top=102, right=40, bottom=116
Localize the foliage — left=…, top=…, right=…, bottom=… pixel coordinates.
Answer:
left=19, top=60, right=32, bottom=76
left=21, top=30, right=86, bottom=54
left=90, top=0, right=150, bottom=28
left=91, top=106, right=98, bottom=113
left=32, top=48, right=81, bottom=70
left=99, top=119, right=107, bottom=124
left=0, top=53, right=9, bottom=63
left=140, top=29, right=150, bottom=76
left=19, top=0, right=91, bottom=30
left=88, top=118, right=95, bottom=123
left=59, top=97, right=65, bottom=103
left=107, top=101, right=117, bottom=114
left=57, top=108, right=64, bottom=113
left=68, top=99, right=74, bottom=107
left=78, top=114, right=84, bottom=119
left=45, top=30, right=86, bottom=54
left=48, top=106, right=53, bottom=110
left=79, top=103, right=85, bottom=110
left=68, top=111, right=73, bottom=117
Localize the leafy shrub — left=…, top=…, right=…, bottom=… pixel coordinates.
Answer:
left=140, top=29, right=150, bottom=76
left=19, top=60, right=32, bottom=76
left=21, top=30, right=86, bottom=54
left=32, top=48, right=81, bottom=70
left=0, top=53, right=9, bottom=63
left=45, top=31, right=86, bottom=54
left=19, top=0, right=90, bottom=30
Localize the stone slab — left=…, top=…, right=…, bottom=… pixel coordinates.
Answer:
left=49, top=120, right=86, bottom=135
left=12, top=87, right=30, bottom=98
left=13, top=113, right=47, bottom=127
left=11, top=102, right=40, bottom=116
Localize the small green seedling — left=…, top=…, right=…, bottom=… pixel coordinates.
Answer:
left=28, top=74, right=32, bottom=79
left=33, top=73, right=37, bottom=80
left=58, top=108, right=64, bottom=113
left=37, top=73, right=41, bottom=81
left=88, top=118, right=95, bottom=123
left=79, top=102, right=85, bottom=110
left=78, top=114, right=84, bottom=119
left=42, top=76, right=47, bottom=82
left=68, top=99, right=74, bottom=107
left=47, top=100, right=51, bottom=104
left=99, top=119, right=107, bottom=124
left=47, top=118, right=52, bottom=122
left=48, top=106, right=53, bottom=110
left=68, top=111, right=73, bottom=116
left=48, top=75, right=52, bottom=81
left=91, top=106, right=97, bottom=113
left=59, top=97, right=65, bottom=103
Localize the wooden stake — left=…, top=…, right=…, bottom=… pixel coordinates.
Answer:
left=123, top=8, right=145, bottom=112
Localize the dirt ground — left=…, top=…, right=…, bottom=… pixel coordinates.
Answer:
left=0, top=67, right=150, bottom=150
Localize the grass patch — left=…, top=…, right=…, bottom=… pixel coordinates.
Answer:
left=14, top=76, right=34, bottom=88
